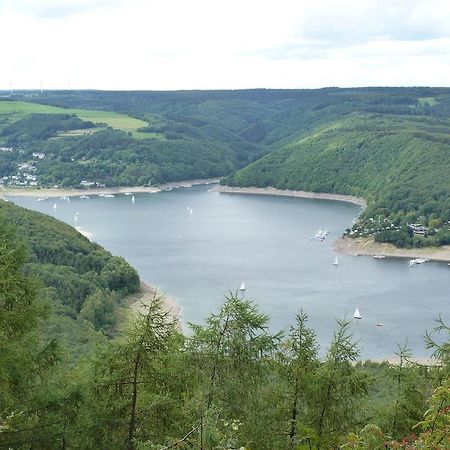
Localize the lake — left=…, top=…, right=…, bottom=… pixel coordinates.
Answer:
left=11, top=185, right=450, bottom=360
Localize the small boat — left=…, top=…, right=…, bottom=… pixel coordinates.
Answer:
left=103, top=194, right=115, bottom=198
left=353, top=308, right=362, bottom=320
left=373, top=255, right=385, bottom=259
left=333, top=257, right=339, bottom=267
left=36, top=197, right=47, bottom=202
left=408, top=258, right=429, bottom=266
left=312, top=229, right=327, bottom=241
left=80, top=195, right=90, bottom=199
left=376, top=323, right=384, bottom=327
left=124, top=192, right=133, bottom=196
left=239, top=282, right=246, bottom=291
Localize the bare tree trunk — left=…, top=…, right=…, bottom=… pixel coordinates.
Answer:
left=289, top=379, right=299, bottom=448
left=127, top=348, right=142, bottom=450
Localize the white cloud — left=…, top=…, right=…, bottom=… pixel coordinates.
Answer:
left=1, top=0, right=449, bottom=89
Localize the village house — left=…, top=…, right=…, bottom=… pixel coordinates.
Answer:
left=408, top=223, right=428, bottom=235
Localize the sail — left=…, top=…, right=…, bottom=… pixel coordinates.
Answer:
left=239, top=282, right=246, bottom=291
left=353, top=308, right=362, bottom=319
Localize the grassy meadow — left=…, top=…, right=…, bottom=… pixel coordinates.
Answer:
left=0, top=100, right=159, bottom=139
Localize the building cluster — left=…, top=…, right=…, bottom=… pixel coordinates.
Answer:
left=0, top=150, right=45, bottom=187
left=346, top=217, right=400, bottom=237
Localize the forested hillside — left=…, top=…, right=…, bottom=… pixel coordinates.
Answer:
left=0, top=200, right=139, bottom=335
left=1, top=87, right=450, bottom=246
left=225, top=113, right=450, bottom=248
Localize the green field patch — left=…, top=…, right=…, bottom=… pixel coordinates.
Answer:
left=67, top=108, right=148, bottom=133
left=0, top=101, right=155, bottom=137
left=418, top=97, right=438, bottom=106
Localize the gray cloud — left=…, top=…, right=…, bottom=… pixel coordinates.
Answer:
left=299, top=8, right=447, bottom=43
left=252, top=0, right=450, bottom=61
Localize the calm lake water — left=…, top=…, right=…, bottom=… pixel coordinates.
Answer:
left=11, top=185, right=449, bottom=360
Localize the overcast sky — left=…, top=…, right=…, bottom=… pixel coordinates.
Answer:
left=1, top=0, right=449, bottom=90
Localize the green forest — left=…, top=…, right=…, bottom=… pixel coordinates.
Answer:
left=0, top=200, right=140, bottom=336
left=1, top=87, right=450, bottom=246
left=1, top=200, right=449, bottom=449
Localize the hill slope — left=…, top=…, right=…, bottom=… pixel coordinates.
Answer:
left=225, top=113, right=450, bottom=247
left=0, top=199, right=140, bottom=334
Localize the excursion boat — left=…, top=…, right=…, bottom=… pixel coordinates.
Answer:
left=408, top=258, right=430, bottom=266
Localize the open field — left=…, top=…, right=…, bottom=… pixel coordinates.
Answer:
left=0, top=100, right=159, bottom=138
left=418, top=96, right=438, bottom=106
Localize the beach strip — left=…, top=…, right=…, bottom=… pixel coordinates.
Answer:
left=129, top=281, right=182, bottom=324
left=1, top=178, right=219, bottom=199
left=334, top=236, right=450, bottom=263
left=212, top=185, right=367, bottom=207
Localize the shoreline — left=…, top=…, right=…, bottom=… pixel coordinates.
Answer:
left=334, top=236, right=450, bottom=263
left=129, top=281, right=182, bottom=324
left=212, top=185, right=367, bottom=207
left=1, top=178, right=219, bottom=199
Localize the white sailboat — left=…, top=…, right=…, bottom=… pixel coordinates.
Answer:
left=333, top=256, right=339, bottom=267
left=353, top=308, right=362, bottom=320
left=239, top=282, right=246, bottom=291
left=131, top=195, right=135, bottom=203
left=53, top=203, right=57, bottom=209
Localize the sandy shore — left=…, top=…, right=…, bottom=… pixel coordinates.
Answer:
left=1, top=178, right=219, bottom=199
left=334, top=236, right=450, bottom=263
left=74, top=226, right=95, bottom=241
left=212, top=185, right=367, bottom=207
left=129, top=281, right=181, bottom=324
